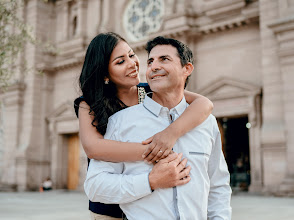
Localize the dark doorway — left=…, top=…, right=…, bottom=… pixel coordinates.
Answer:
left=217, top=116, right=251, bottom=191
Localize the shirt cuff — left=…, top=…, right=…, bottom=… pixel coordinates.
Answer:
left=133, top=173, right=152, bottom=196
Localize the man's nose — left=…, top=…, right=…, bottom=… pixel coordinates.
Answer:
left=151, top=60, right=161, bottom=71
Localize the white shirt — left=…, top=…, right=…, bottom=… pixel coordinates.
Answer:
left=84, top=95, right=232, bottom=220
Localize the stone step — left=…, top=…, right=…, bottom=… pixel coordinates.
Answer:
left=0, top=182, right=17, bottom=192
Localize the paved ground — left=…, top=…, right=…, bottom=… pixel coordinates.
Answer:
left=0, top=190, right=294, bottom=220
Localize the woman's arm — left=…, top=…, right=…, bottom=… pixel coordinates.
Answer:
left=79, top=101, right=146, bottom=162
left=142, top=91, right=213, bottom=163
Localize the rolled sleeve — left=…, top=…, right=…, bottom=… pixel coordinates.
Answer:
left=133, top=172, right=152, bottom=196
left=84, top=159, right=152, bottom=204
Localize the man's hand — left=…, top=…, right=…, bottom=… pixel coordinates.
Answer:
left=148, top=152, right=191, bottom=190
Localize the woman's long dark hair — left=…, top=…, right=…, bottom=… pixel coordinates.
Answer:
left=79, top=32, right=128, bottom=135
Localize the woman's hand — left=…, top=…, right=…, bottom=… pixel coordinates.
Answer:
left=142, top=129, right=177, bottom=163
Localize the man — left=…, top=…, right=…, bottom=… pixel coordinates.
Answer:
left=84, top=36, right=232, bottom=220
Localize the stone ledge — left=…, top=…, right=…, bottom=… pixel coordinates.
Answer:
left=268, top=15, right=294, bottom=33
left=0, top=182, right=17, bottom=192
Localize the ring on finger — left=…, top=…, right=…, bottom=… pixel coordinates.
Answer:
left=159, top=150, right=163, bottom=153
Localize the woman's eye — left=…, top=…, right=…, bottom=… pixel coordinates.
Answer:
left=117, top=60, right=125, bottom=64
left=130, top=53, right=135, bottom=58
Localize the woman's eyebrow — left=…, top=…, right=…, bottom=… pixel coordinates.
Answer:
left=112, top=49, right=132, bottom=62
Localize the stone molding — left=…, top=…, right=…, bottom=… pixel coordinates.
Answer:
left=46, top=100, right=76, bottom=123
left=0, top=83, right=26, bottom=107
left=198, top=77, right=261, bottom=100
left=37, top=37, right=86, bottom=72
left=199, top=0, right=259, bottom=34
left=131, top=1, right=259, bottom=51
left=268, top=15, right=294, bottom=62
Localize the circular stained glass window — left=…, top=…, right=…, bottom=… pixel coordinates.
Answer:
left=123, top=0, right=164, bottom=42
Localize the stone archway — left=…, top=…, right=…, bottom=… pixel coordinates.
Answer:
left=199, top=77, right=262, bottom=192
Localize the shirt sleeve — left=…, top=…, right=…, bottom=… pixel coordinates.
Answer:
left=84, top=116, right=152, bottom=204
left=207, top=122, right=232, bottom=220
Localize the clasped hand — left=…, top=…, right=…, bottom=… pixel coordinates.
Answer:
left=142, top=129, right=177, bottom=163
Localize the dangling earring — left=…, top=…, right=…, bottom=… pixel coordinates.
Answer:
left=104, top=78, right=109, bottom=84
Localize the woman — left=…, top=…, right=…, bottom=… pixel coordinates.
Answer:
left=74, top=32, right=213, bottom=220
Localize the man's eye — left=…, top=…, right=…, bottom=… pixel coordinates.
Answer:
left=147, top=61, right=152, bottom=65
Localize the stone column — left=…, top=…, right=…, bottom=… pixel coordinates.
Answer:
left=56, top=1, right=69, bottom=41
left=268, top=14, right=294, bottom=194
left=0, top=83, right=25, bottom=187
left=259, top=0, right=287, bottom=193
left=76, top=0, right=87, bottom=38
left=248, top=94, right=263, bottom=192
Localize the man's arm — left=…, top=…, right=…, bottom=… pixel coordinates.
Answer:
left=207, top=124, right=232, bottom=219
left=84, top=152, right=191, bottom=204
left=84, top=158, right=150, bottom=204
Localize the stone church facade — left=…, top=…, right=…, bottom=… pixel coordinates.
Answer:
left=0, top=0, right=294, bottom=195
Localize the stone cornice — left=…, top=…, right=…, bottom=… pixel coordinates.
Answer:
left=199, top=1, right=259, bottom=34
left=268, top=15, right=294, bottom=34
left=204, top=0, right=245, bottom=18
left=37, top=37, right=86, bottom=72
left=0, top=82, right=26, bottom=106
left=268, top=15, right=294, bottom=60
left=0, top=82, right=26, bottom=95
left=131, top=1, right=259, bottom=51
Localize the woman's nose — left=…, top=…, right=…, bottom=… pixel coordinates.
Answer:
left=128, top=59, right=137, bottom=68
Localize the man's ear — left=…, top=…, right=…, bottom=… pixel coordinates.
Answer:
left=183, top=62, right=194, bottom=77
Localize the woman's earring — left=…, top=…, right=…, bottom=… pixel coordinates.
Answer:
left=104, top=78, right=109, bottom=84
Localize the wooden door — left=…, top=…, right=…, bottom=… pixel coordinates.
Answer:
left=67, top=134, right=80, bottom=190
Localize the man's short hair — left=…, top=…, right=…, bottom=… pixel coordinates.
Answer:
left=145, top=36, right=194, bottom=88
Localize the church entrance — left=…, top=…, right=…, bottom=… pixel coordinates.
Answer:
left=217, top=116, right=251, bottom=191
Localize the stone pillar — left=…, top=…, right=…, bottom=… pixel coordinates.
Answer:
left=268, top=13, right=294, bottom=194
left=259, top=0, right=287, bottom=193
left=56, top=1, right=69, bottom=41
left=98, top=0, right=111, bottom=32
left=0, top=83, right=25, bottom=186
left=77, top=0, right=87, bottom=38
left=248, top=94, right=263, bottom=192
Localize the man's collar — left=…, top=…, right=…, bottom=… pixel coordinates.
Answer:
left=143, top=94, right=187, bottom=117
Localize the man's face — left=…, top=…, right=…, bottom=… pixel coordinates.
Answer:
left=146, top=45, right=187, bottom=93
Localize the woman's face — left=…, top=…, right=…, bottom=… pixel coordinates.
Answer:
left=108, top=41, right=140, bottom=90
